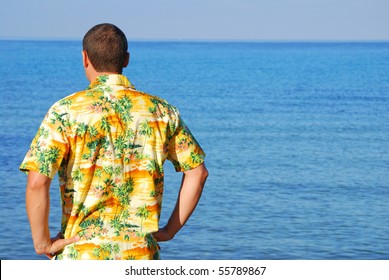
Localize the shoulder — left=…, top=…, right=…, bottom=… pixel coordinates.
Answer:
left=132, top=90, right=180, bottom=117
left=56, top=89, right=89, bottom=107
left=45, top=89, right=88, bottom=121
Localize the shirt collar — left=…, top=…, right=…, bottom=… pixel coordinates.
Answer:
left=87, top=74, right=136, bottom=90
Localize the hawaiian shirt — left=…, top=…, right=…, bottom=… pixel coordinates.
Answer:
left=20, top=74, right=205, bottom=260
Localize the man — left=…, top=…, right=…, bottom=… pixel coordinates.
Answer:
left=20, top=23, right=208, bottom=260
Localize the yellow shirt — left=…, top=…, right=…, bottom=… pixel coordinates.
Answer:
left=20, top=74, right=205, bottom=259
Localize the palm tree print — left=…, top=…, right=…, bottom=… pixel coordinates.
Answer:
left=146, top=159, right=163, bottom=177
left=76, top=122, right=88, bottom=137
left=190, top=152, right=203, bottom=164
left=113, top=177, right=134, bottom=206
left=64, top=245, right=79, bottom=260
left=92, top=242, right=120, bottom=260
left=136, top=205, right=150, bottom=233
left=72, top=168, right=84, bottom=182
left=139, top=120, right=153, bottom=137
left=59, top=99, right=72, bottom=106
left=88, top=125, right=99, bottom=138
left=114, top=135, right=126, bottom=157
left=110, top=95, right=133, bottom=123
left=36, top=146, right=61, bottom=176
left=145, top=233, right=157, bottom=249
left=101, top=116, right=110, bottom=132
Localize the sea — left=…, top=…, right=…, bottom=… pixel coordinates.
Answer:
left=0, top=40, right=388, bottom=260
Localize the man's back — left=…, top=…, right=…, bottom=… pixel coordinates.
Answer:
left=21, top=74, right=205, bottom=259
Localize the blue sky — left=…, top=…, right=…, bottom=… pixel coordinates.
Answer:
left=1, top=0, right=388, bottom=41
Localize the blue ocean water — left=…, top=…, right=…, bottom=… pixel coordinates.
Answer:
left=0, top=40, right=388, bottom=260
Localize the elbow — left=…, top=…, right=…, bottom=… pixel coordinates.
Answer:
left=34, top=247, right=46, bottom=255
left=200, top=165, right=209, bottom=185
left=184, top=163, right=209, bottom=186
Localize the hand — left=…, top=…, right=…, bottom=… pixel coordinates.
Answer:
left=152, top=227, right=175, bottom=242
left=43, top=232, right=80, bottom=259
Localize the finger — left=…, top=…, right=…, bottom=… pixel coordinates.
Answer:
left=58, top=235, right=80, bottom=247
left=50, top=235, right=80, bottom=254
left=68, top=235, right=80, bottom=243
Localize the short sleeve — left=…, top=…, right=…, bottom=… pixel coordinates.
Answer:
left=167, top=113, right=206, bottom=172
left=19, top=103, right=69, bottom=179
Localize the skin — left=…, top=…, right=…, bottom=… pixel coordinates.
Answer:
left=25, top=50, right=208, bottom=258
left=152, top=163, right=208, bottom=242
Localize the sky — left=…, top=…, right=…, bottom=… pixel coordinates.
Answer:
left=1, top=0, right=389, bottom=41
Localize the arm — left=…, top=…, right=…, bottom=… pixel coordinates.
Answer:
left=26, top=171, right=79, bottom=258
left=153, top=163, right=208, bottom=242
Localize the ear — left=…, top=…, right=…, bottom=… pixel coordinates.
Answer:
left=82, top=51, right=89, bottom=68
left=123, top=52, right=130, bottom=68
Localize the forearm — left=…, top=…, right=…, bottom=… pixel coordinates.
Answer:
left=26, top=171, right=52, bottom=254
left=165, top=163, right=208, bottom=238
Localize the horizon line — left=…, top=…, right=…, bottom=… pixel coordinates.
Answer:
left=1, top=36, right=389, bottom=44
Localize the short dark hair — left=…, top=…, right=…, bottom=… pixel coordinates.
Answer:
left=83, top=23, right=128, bottom=73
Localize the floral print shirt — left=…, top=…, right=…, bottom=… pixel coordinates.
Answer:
left=20, top=74, right=205, bottom=260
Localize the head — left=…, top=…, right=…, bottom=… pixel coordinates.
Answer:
left=82, top=23, right=129, bottom=78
